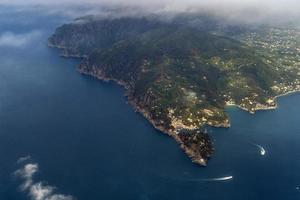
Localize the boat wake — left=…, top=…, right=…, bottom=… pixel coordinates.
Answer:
left=158, top=173, right=233, bottom=183
left=201, top=176, right=233, bottom=182
left=255, top=144, right=266, bottom=156
left=182, top=176, right=233, bottom=182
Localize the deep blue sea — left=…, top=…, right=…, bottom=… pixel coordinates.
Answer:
left=0, top=6, right=300, bottom=200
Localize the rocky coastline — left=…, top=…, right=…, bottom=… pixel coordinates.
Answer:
left=47, top=15, right=300, bottom=166
left=49, top=44, right=300, bottom=166
left=78, top=63, right=213, bottom=166
left=48, top=43, right=88, bottom=58
left=226, top=88, right=300, bottom=114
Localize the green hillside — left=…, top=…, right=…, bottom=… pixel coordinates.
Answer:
left=49, top=16, right=300, bottom=165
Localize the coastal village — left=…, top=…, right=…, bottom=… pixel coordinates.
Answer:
left=49, top=16, right=300, bottom=166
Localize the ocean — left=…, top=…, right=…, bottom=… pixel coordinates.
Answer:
left=0, top=6, right=299, bottom=200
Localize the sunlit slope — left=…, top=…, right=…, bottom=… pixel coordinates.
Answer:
left=49, top=16, right=300, bottom=165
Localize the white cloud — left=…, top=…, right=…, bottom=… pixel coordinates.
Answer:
left=46, top=194, right=74, bottom=200
left=0, top=0, right=299, bottom=10
left=17, top=155, right=32, bottom=163
left=14, top=159, right=74, bottom=200
left=28, top=182, right=74, bottom=200
left=15, top=163, right=39, bottom=191
left=30, top=183, right=54, bottom=200
left=0, top=0, right=299, bottom=25
left=0, top=31, right=41, bottom=48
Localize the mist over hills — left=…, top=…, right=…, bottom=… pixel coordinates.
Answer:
left=1, top=0, right=300, bottom=26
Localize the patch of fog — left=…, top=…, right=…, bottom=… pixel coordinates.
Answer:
left=1, top=0, right=300, bottom=25
left=14, top=157, right=74, bottom=200
left=0, top=30, right=42, bottom=48
left=17, top=155, right=32, bottom=164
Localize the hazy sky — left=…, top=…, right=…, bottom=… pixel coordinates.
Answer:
left=1, top=0, right=299, bottom=24
left=1, top=0, right=299, bottom=9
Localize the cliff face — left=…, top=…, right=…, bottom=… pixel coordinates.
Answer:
left=49, top=15, right=300, bottom=166
left=49, top=16, right=163, bottom=56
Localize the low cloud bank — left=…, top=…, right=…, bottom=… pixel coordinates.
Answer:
left=0, top=0, right=299, bottom=25
left=0, top=31, right=41, bottom=48
left=14, top=157, right=74, bottom=200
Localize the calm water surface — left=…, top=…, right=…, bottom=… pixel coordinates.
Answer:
left=0, top=6, right=299, bottom=200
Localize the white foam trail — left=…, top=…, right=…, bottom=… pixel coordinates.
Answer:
left=255, top=144, right=266, bottom=156
left=183, top=176, right=233, bottom=182
left=209, top=176, right=233, bottom=181
left=202, top=176, right=233, bottom=182
left=160, top=174, right=234, bottom=183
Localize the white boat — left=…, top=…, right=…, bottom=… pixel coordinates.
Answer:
left=255, top=144, right=266, bottom=156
